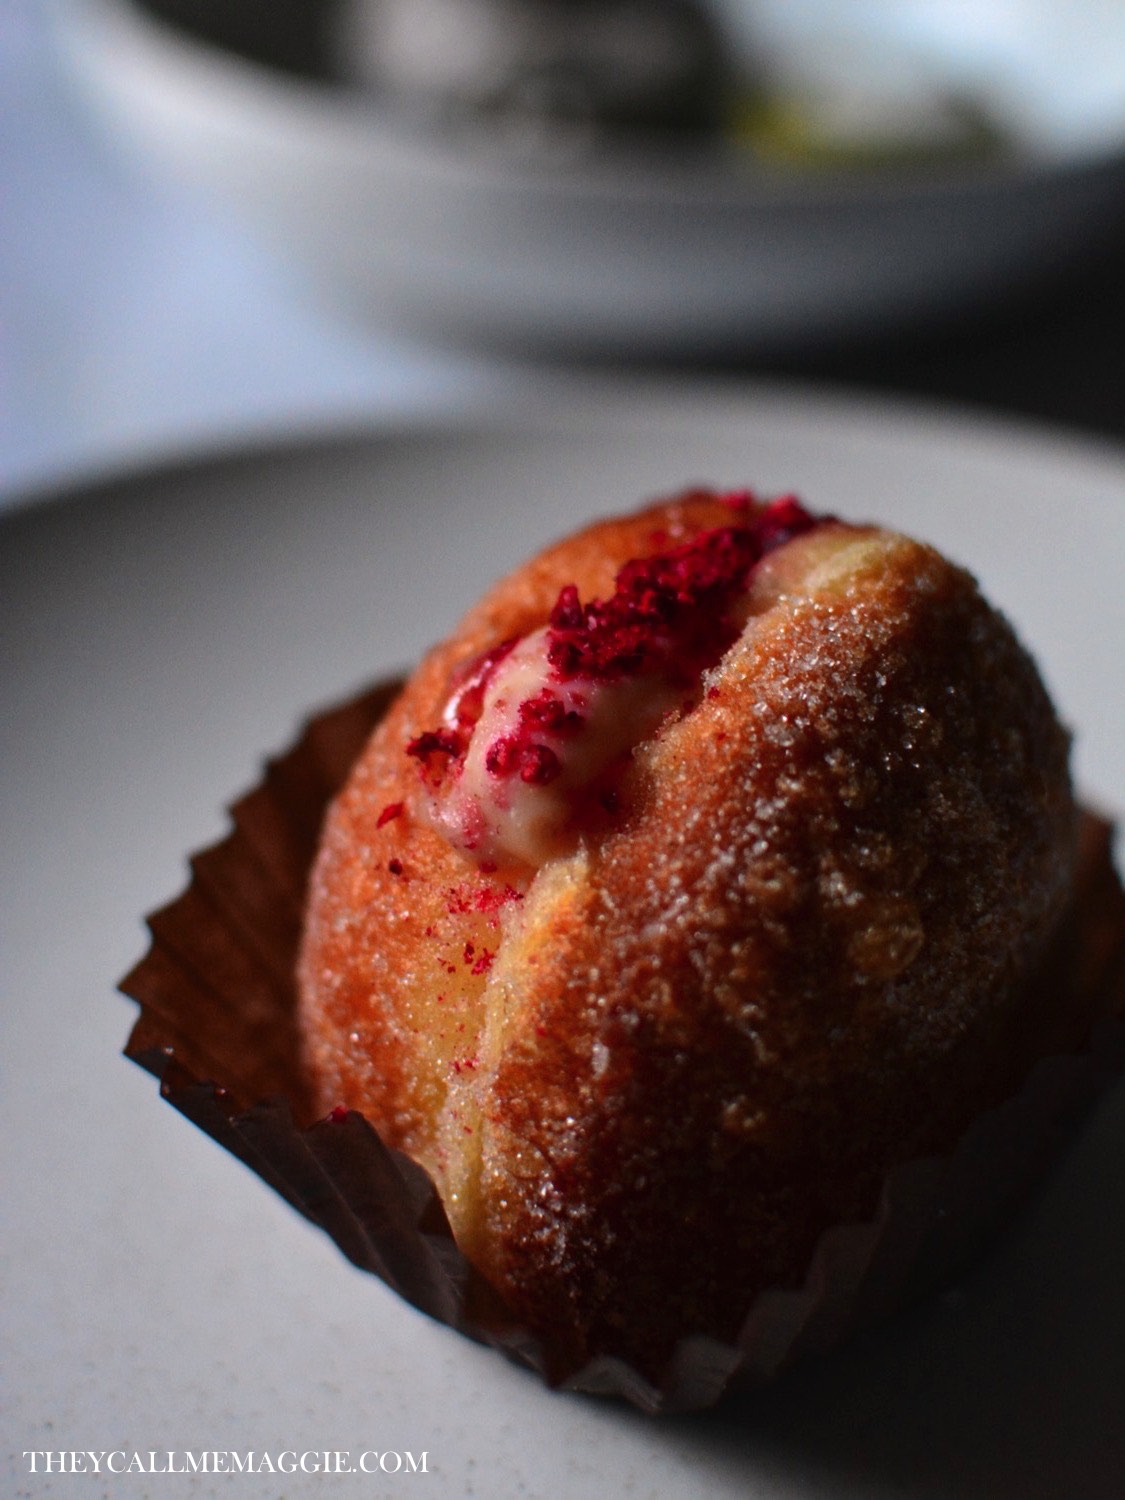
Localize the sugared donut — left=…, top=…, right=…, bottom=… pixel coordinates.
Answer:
left=298, top=489, right=1079, bottom=1378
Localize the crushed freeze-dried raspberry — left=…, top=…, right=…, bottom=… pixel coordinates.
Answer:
left=485, top=735, right=562, bottom=785
left=544, top=498, right=817, bottom=687
left=406, top=728, right=462, bottom=762
left=409, top=494, right=821, bottom=832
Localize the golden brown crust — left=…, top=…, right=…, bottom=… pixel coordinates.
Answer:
left=299, top=491, right=742, bottom=1161
left=299, top=491, right=1079, bottom=1379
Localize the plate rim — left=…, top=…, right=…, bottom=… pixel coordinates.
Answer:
left=4, top=373, right=1124, bottom=524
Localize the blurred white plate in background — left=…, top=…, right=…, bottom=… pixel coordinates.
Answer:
left=54, top=0, right=1125, bottom=357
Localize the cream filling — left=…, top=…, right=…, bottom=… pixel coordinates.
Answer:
left=430, top=627, right=684, bottom=868
left=426, top=523, right=886, bottom=871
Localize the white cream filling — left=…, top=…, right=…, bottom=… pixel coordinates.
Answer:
left=425, top=521, right=878, bottom=870
left=429, top=627, right=684, bottom=868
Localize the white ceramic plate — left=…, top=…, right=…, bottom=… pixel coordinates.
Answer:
left=4, top=384, right=1125, bottom=1497
left=55, top=0, right=1125, bottom=356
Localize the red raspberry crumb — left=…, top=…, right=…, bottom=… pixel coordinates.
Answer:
left=518, top=687, right=585, bottom=735
left=406, top=728, right=462, bottom=761
left=409, top=495, right=821, bottom=810
left=485, top=735, right=522, bottom=777
left=520, top=743, right=561, bottom=785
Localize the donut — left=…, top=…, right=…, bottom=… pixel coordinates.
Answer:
left=298, top=488, right=1080, bottom=1379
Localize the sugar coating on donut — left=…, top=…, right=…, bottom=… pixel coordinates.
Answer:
left=298, top=488, right=1076, bottom=1376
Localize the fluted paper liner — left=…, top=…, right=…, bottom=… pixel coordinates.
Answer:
left=120, top=680, right=1125, bottom=1414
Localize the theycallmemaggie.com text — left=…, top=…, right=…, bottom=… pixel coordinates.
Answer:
left=22, top=1451, right=429, bottom=1476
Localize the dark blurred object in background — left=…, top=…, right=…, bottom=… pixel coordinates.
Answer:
left=46, top=0, right=1125, bottom=455
left=138, top=0, right=334, bottom=78
left=66, top=0, right=1125, bottom=363
left=337, top=0, right=732, bottom=137
left=138, top=0, right=734, bottom=136
left=748, top=231, right=1125, bottom=445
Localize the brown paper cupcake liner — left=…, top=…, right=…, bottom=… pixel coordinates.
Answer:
left=119, top=680, right=1125, bottom=1415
